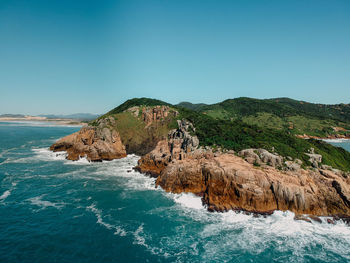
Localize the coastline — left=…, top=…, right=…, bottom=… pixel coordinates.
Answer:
left=296, top=134, right=350, bottom=140
left=0, top=118, right=84, bottom=126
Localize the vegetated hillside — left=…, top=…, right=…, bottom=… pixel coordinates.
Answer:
left=175, top=108, right=350, bottom=171
left=89, top=98, right=350, bottom=171
left=105, top=98, right=171, bottom=116
left=176, top=102, right=208, bottom=111
left=90, top=98, right=176, bottom=155
left=179, top=97, right=350, bottom=137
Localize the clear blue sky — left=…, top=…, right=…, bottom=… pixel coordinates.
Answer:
left=1, top=0, right=349, bottom=115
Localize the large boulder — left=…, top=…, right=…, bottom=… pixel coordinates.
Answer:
left=50, top=126, right=126, bottom=161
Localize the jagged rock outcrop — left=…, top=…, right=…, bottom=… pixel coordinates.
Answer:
left=305, top=147, right=323, bottom=168
left=50, top=104, right=350, bottom=219
left=156, top=152, right=350, bottom=217
left=238, top=148, right=283, bottom=168
left=51, top=105, right=179, bottom=160
left=135, top=119, right=200, bottom=176
left=50, top=126, right=126, bottom=161
left=168, top=119, right=199, bottom=153
left=142, top=106, right=173, bottom=126
left=136, top=133, right=350, bottom=217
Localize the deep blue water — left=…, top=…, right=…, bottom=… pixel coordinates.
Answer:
left=1, top=122, right=350, bottom=263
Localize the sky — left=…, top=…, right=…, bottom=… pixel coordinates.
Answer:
left=0, top=0, right=350, bottom=115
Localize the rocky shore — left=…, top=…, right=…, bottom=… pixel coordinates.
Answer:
left=296, top=134, right=350, bottom=140
left=50, top=105, right=350, bottom=222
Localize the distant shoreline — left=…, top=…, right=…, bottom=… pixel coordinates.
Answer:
left=296, top=134, right=350, bottom=141
left=0, top=117, right=84, bottom=126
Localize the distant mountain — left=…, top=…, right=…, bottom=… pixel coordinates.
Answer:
left=0, top=114, right=26, bottom=118
left=196, top=97, right=350, bottom=121
left=39, top=113, right=100, bottom=120
left=176, top=102, right=208, bottom=111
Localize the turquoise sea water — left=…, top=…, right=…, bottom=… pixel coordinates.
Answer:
left=1, top=122, right=350, bottom=263
left=325, top=139, right=350, bottom=153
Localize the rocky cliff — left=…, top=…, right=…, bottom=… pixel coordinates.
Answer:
left=157, top=153, right=350, bottom=217
left=135, top=119, right=350, bottom=218
left=50, top=105, right=177, bottom=160
left=50, top=125, right=127, bottom=161
left=51, top=102, right=350, bottom=219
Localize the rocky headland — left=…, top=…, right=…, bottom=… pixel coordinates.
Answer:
left=50, top=101, right=350, bottom=223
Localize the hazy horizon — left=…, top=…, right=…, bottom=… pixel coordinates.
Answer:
left=1, top=0, right=350, bottom=115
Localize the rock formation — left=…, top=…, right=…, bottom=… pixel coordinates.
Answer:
left=153, top=150, right=350, bottom=217
left=50, top=104, right=350, bottom=219
left=135, top=119, right=200, bottom=176
left=50, top=126, right=126, bottom=161
left=238, top=148, right=283, bottom=168
left=51, top=105, right=178, bottom=160
left=305, top=147, right=323, bottom=168
left=136, top=128, right=350, bottom=218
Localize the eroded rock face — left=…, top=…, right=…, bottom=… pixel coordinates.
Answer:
left=141, top=106, right=175, bottom=126
left=50, top=105, right=178, bottom=161
left=238, top=148, right=283, bottom=168
left=305, top=148, right=323, bottom=168
left=136, top=132, right=350, bottom=217
left=50, top=126, right=126, bottom=161
left=156, top=153, right=350, bottom=216
left=135, top=119, right=200, bottom=175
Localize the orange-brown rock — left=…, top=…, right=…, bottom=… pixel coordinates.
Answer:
left=135, top=119, right=200, bottom=176
left=134, top=140, right=171, bottom=177
left=141, top=106, right=173, bottom=126
left=50, top=105, right=178, bottom=161
left=155, top=153, right=350, bottom=216
left=50, top=126, right=126, bottom=161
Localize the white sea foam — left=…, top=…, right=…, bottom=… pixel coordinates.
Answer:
left=173, top=193, right=204, bottom=210
left=2, top=148, right=67, bottom=165
left=193, top=210, right=350, bottom=262
left=67, top=155, right=91, bottom=165
left=17, top=143, right=350, bottom=261
left=86, top=203, right=126, bottom=236
left=32, top=148, right=67, bottom=161
left=90, top=155, right=157, bottom=191
left=27, top=195, right=65, bottom=210
left=323, top=138, right=350, bottom=143
left=0, top=147, right=18, bottom=158
left=0, top=190, right=11, bottom=201
left=132, top=223, right=168, bottom=257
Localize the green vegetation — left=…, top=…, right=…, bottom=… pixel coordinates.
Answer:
left=90, top=97, right=350, bottom=171
left=175, top=108, right=350, bottom=171
left=176, top=102, right=208, bottom=111
left=106, top=98, right=171, bottom=116
left=180, top=97, right=350, bottom=138
left=112, top=112, right=172, bottom=155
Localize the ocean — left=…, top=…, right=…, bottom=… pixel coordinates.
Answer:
left=0, top=122, right=350, bottom=263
